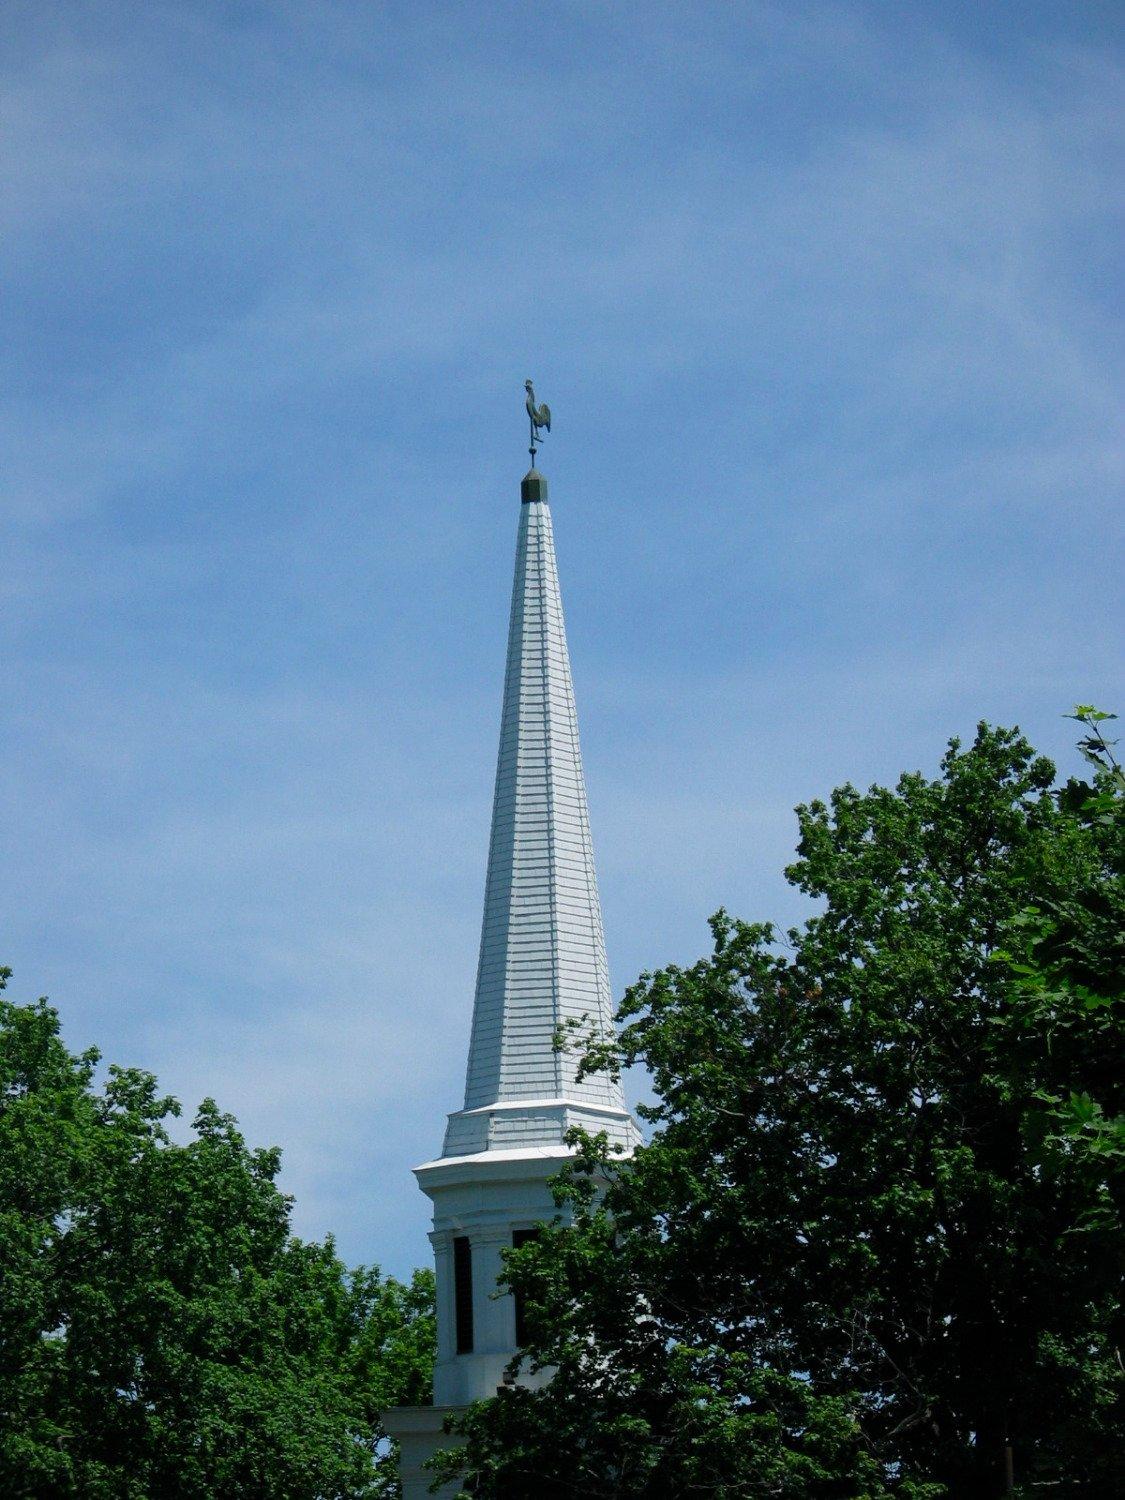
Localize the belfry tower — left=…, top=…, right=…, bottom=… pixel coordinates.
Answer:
left=384, top=445, right=640, bottom=1493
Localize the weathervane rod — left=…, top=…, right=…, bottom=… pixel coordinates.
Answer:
left=524, top=378, right=551, bottom=468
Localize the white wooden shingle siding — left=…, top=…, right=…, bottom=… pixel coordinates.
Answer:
left=442, top=481, right=640, bottom=1157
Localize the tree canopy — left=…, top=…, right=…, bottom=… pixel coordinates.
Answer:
left=0, top=987, right=434, bottom=1498
left=441, top=716, right=1124, bottom=1498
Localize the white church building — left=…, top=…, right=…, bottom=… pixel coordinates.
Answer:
left=383, top=455, right=640, bottom=1495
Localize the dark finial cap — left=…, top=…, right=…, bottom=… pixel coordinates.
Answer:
left=521, top=469, right=549, bottom=504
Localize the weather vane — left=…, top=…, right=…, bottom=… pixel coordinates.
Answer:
left=525, top=379, right=551, bottom=467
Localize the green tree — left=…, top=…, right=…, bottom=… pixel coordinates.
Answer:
left=0, top=986, right=434, bottom=1498
left=440, top=721, right=1123, bottom=1498
left=991, top=709, right=1125, bottom=1180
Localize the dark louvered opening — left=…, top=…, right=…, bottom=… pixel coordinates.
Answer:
left=453, top=1236, right=474, bottom=1354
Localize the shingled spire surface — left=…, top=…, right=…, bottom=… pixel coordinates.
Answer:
left=440, top=469, right=639, bottom=1158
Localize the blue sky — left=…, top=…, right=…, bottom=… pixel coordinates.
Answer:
left=2, top=1, right=1122, bottom=1277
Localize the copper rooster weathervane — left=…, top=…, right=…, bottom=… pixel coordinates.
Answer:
left=525, top=379, right=551, bottom=467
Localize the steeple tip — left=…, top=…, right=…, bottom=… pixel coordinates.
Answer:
left=521, top=468, right=549, bottom=504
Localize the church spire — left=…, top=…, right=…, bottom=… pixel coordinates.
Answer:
left=440, top=464, right=639, bottom=1158
left=398, top=426, right=641, bottom=1428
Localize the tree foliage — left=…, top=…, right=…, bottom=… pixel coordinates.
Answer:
left=0, top=988, right=434, bottom=1498
left=441, top=718, right=1123, bottom=1498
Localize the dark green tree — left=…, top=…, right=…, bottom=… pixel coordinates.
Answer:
left=0, top=986, right=434, bottom=1498
left=440, top=720, right=1123, bottom=1498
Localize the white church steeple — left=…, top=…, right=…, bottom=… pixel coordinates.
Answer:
left=412, top=458, right=639, bottom=1416
left=384, top=419, right=641, bottom=1496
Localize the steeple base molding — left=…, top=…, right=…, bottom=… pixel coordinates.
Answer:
left=441, top=1095, right=639, bottom=1156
